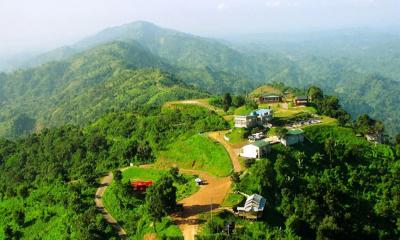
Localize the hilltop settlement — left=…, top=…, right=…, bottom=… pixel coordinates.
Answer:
left=1, top=84, right=398, bottom=240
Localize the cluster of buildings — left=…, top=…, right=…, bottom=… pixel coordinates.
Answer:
left=233, top=104, right=306, bottom=160
left=258, top=94, right=309, bottom=106
left=239, top=129, right=305, bottom=159
left=231, top=93, right=309, bottom=220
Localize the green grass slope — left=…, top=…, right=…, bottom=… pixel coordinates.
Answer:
left=157, top=134, right=233, bottom=177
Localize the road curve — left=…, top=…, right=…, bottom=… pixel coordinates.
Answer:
left=208, top=131, right=242, bottom=172
left=95, top=172, right=127, bottom=239
left=172, top=169, right=231, bottom=240
left=95, top=129, right=239, bottom=239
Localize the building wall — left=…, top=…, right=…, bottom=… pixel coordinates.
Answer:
left=259, top=96, right=282, bottom=104
left=281, top=134, right=304, bottom=146
left=240, top=145, right=259, bottom=158
left=240, top=145, right=270, bottom=158
left=234, top=116, right=258, bottom=128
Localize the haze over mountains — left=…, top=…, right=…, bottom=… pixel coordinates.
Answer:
left=0, top=21, right=400, bottom=138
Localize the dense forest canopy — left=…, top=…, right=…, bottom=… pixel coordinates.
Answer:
left=0, top=105, right=228, bottom=238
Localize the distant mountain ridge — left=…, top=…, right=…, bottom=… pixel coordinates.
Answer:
left=1, top=21, right=400, bottom=137
left=0, top=41, right=208, bottom=138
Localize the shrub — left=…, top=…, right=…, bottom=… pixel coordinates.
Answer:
left=244, top=158, right=256, bottom=168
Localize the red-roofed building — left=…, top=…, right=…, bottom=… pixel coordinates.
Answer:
left=130, top=181, right=153, bottom=192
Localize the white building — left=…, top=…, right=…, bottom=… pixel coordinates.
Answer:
left=280, top=129, right=305, bottom=146
left=239, top=141, right=270, bottom=159
left=234, top=115, right=258, bottom=128
left=237, top=193, right=266, bottom=219
left=234, top=109, right=273, bottom=129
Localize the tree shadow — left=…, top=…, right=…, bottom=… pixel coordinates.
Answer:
left=178, top=203, right=220, bottom=218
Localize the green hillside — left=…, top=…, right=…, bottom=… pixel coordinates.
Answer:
left=1, top=22, right=400, bottom=137
left=0, top=105, right=229, bottom=239
left=0, top=42, right=208, bottom=138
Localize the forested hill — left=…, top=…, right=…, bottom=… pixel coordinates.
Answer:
left=0, top=91, right=399, bottom=239
left=1, top=22, right=400, bottom=137
left=0, top=41, right=208, bottom=138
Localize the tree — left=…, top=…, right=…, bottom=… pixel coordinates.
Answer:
left=146, top=175, right=177, bottom=223
left=274, top=154, right=290, bottom=186
left=308, top=86, right=324, bottom=102
left=335, top=109, right=351, bottom=126
left=355, top=114, right=384, bottom=142
left=11, top=114, right=36, bottom=137
left=316, top=216, right=340, bottom=240
left=113, top=170, right=123, bottom=184
left=245, top=98, right=258, bottom=110
left=396, top=134, right=400, bottom=145
left=3, top=224, right=21, bottom=240
left=230, top=172, right=240, bottom=183
left=123, top=140, right=138, bottom=161
left=87, top=133, right=108, bottom=153
left=275, top=127, right=288, bottom=139
left=324, top=138, right=336, bottom=166
left=232, top=95, right=245, bottom=107
left=169, top=167, right=179, bottom=178
left=137, top=141, right=153, bottom=162
left=223, top=93, right=232, bottom=112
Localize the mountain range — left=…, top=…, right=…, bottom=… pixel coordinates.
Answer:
left=0, top=21, right=400, bottom=138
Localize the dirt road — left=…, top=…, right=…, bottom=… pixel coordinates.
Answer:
left=208, top=131, right=242, bottom=172
left=96, top=130, right=240, bottom=239
left=171, top=131, right=242, bottom=239
left=95, top=172, right=127, bottom=238
left=172, top=170, right=231, bottom=240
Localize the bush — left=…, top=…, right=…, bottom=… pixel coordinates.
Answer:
left=208, top=97, right=224, bottom=108
left=244, top=158, right=256, bottom=168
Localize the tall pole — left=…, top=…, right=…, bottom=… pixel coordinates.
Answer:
left=210, top=197, right=213, bottom=222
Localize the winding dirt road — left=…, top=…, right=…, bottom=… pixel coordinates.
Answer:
left=95, top=172, right=127, bottom=239
left=95, top=130, right=241, bottom=239
left=208, top=131, right=242, bottom=172
left=172, top=170, right=231, bottom=240
left=171, top=131, right=243, bottom=239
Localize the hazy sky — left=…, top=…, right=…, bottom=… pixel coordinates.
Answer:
left=1, top=0, right=399, bottom=56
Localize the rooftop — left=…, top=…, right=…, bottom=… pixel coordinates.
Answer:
left=295, top=96, right=308, bottom=100
left=256, top=109, right=273, bottom=115
left=251, top=140, right=270, bottom=148
left=239, top=194, right=266, bottom=212
left=287, top=129, right=305, bottom=135
left=261, top=94, right=281, bottom=98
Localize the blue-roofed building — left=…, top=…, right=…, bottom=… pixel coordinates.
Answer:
left=255, top=109, right=273, bottom=122
left=234, top=108, right=273, bottom=128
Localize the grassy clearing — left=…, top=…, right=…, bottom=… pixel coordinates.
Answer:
left=221, top=193, right=245, bottom=207
left=273, top=105, right=317, bottom=118
left=225, top=128, right=249, bottom=145
left=163, top=98, right=225, bottom=115
left=234, top=106, right=255, bottom=115
left=121, top=166, right=199, bottom=200
left=157, top=134, right=233, bottom=177
left=250, top=85, right=282, bottom=97
left=122, top=167, right=164, bottom=182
